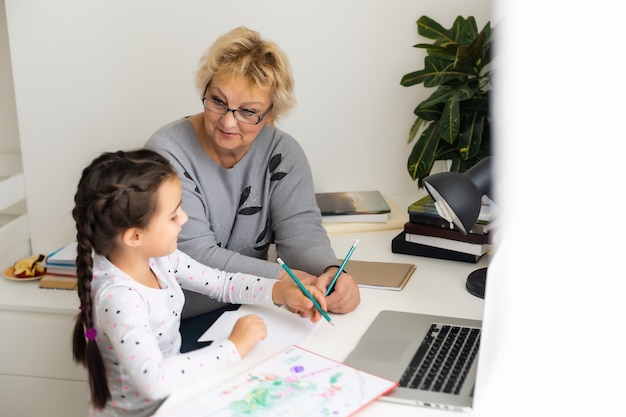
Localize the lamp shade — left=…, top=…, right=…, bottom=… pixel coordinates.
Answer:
left=423, top=157, right=492, bottom=234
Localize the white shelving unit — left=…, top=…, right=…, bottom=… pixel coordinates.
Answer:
left=0, top=155, right=88, bottom=416
left=0, top=152, right=31, bottom=271
left=0, top=4, right=88, bottom=416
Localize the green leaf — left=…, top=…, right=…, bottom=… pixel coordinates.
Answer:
left=413, top=43, right=458, bottom=61
left=401, top=55, right=472, bottom=88
left=417, top=16, right=479, bottom=46
left=457, top=113, right=484, bottom=159
left=436, top=146, right=460, bottom=161
left=456, top=33, right=486, bottom=68
left=451, top=16, right=479, bottom=44
left=417, top=16, right=454, bottom=44
left=418, top=84, right=476, bottom=110
left=407, top=123, right=440, bottom=180
left=440, top=94, right=460, bottom=144
left=414, top=104, right=442, bottom=121
left=449, top=158, right=463, bottom=173
left=417, top=87, right=457, bottom=109
left=407, top=117, right=428, bottom=143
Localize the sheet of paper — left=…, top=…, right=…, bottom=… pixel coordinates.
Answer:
left=156, top=346, right=398, bottom=417
left=198, top=304, right=319, bottom=348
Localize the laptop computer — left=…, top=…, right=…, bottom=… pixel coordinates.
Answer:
left=343, top=310, right=481, bottom=411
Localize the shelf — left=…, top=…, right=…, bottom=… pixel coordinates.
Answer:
left=0, top=152, right=25, bottom=211
left=0, top=152, right=30, bottom=269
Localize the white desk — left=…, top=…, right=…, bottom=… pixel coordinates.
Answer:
left=158, top=228, right=489, bottom=417
left=0, top=227, right=488, bottom=416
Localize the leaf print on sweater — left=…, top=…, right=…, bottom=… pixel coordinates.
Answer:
left=183, top=171, right=201, bottom=194
left=253, top=218, right=271, bottom=252
left=256, top=219, right=269, bottom=244
left=269, top=153, right=287, bottom=181
left=238, top=185, right=261, bottom=215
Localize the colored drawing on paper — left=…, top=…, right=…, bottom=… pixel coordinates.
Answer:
left=228, top=372, right=317, bottom=414
left=221, top=354, right=353, bottom=416
left=168, top=346, right=396, bottom=417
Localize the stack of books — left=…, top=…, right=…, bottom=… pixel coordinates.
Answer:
left=39, top=241, right=78, bottom=289
left=391, top=195, right=496, bottom=263
left=44, top=241, right=77, bottom=277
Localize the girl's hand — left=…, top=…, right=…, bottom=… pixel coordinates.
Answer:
left=278, top=268, right=316, bottom=286
left=227, top=314, right=267, bottom=357
left=272, top=281, right=328, bottom=323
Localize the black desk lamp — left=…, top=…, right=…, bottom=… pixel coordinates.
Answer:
left=422, top=157, right=493, bottom=298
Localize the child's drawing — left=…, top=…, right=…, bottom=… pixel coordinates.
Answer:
left=160, top=346, right=397, bottom=417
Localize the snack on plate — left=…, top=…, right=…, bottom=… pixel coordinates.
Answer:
left=13, top=254, right=46, bottom=278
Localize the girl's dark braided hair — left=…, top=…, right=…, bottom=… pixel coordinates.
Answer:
left=71, top=149, right=176, bottom=409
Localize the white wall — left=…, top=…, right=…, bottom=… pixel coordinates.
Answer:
left=0, top=0, right=18, bottom=152
left=4, top=0, right=491, bottom=253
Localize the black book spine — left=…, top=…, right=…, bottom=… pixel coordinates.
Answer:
left=391, top=232, right=481, bottom=264
left=408, top=213, right=453, bottom=229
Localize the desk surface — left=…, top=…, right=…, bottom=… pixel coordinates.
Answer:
left=159, top=228, right=489, bottom=417
left=0, top=267, right=78, bottom=315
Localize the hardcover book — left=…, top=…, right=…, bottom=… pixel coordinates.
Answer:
left=46, top=241, right=77, bottom=267
left=39, top=275, right=77, bottom=290
left=404, top=233, right=491, bottom=256
left=408, top=195, right=496, bottom=231
left=403, top=221, right=492, bottom=245
left=391, top=232, right=482, bottom=263
left=316, top=190, right=391, bottom=223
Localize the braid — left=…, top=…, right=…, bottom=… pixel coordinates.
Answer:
left=71, top=149, right=176, bottom=410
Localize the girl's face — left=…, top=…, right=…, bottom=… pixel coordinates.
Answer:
left=201, top=74, right=273, bottom=162
left=140, top=177, right=188, bottom=258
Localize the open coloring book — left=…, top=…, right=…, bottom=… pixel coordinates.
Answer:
left=155, top=345, right=398, bottom=417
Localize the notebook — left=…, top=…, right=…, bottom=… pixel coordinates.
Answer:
left=342, top=259, right=416, bottom=290
left=343, top=310, right=481, bottom=411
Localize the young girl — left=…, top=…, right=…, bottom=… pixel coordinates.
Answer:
left=71, top=149, right=327, bottom=416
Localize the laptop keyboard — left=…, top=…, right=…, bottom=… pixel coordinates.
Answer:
left=399, top=323, right=480, bottom=395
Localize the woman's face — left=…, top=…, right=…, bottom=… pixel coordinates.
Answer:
left=202, top=74, right=273, bottom=163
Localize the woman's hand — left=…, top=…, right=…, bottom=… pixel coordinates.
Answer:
left=316, top=268, right=361, bottom=314
left=227, top=314, right=267, bottom=357
left=272, top=280, right=328, bottom=323
left=277, top=266, right=360, bottom=314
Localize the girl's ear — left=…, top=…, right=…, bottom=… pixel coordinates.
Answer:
left=121, top=228, right=142, bottom=248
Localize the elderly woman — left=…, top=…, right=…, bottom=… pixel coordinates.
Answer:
left=146, top=26, right=360, bottom=349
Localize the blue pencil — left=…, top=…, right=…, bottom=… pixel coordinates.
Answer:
left=277, top=258, right=333, bottom=325
left=326, top=239, right=359, bottom=296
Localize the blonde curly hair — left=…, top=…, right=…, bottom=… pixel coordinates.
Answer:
left=195, top=27, right=296, bottom=125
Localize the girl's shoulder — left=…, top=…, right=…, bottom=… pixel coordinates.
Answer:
left=92, top=255, right=152, bottom=295
left=154, top=249, right=195, bottom=271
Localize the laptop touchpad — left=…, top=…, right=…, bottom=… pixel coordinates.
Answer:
left=358, top=337, right=411, bottom=362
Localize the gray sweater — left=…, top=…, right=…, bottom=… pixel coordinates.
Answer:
left=146, top=118, right=338, bottom=317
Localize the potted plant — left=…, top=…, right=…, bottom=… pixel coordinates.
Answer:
left=401, top=15, right=493, bottom=187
